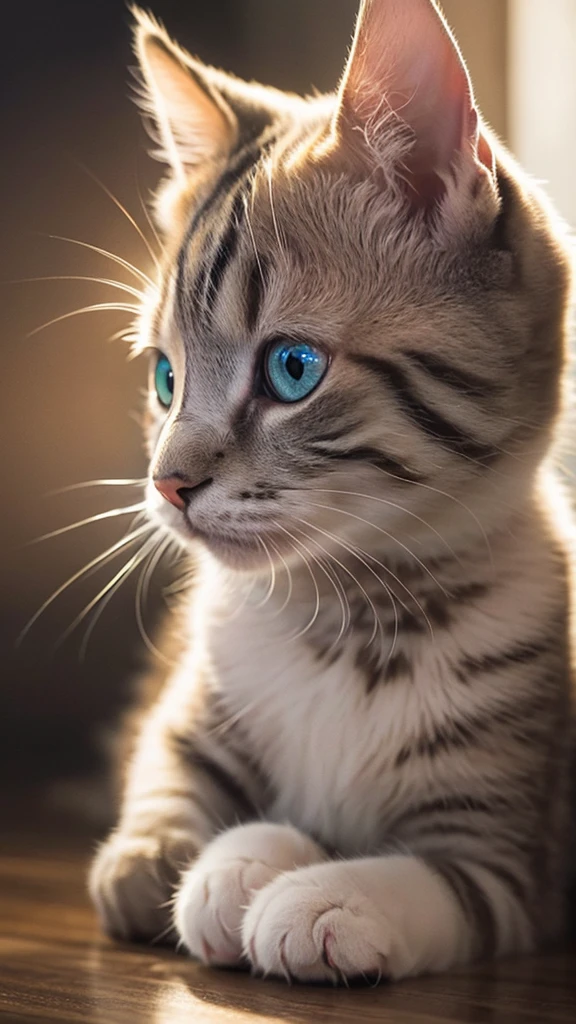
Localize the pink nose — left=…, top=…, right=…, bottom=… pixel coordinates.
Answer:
left=154, top=471, right=218, bottom=511
left=154, top=474, right=214, bottom=510
left=154, top=476, right=191, bottom=511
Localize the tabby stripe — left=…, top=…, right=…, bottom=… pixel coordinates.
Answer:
left=448, top=582, right=490, bottom=603
left=440, top=853, right=531, bottom=911
left=187, top=750, right=258, bottom=819
left=312, top=426, right=358, bottom=444
left=202, top=189, right=246, bottom=316
left=168, top=731, right=258, bottom=818
left=394, top=693, right=546, bottom=767
left=391, top=795, right=510, bottom=829
left=431, top=860, right=498, bottom=958
left=404, top=350, right=495, bottom=399
left=477, top=859, right=530, bottom=905
left=351, top=354, right=499, bottom=462
left=457, top=640, right=549, bottom=683
left=245, top=255, right=269, bottom=332
left=404, top=822, right=490, bottom=840
left=176, top=141, right=266, bottom=313
left=397, top=610, right=427, bottom=634
left=383, top=650, right=413, bottom=683
left=310, top=443, right=422, bottom=483
left=407, top=827, right=532, bottom=873
left=190, top=142, right=263, bottom=242
left=132, top=787, right=218, bottom=829
left=395, top=718, right=478, bottom=767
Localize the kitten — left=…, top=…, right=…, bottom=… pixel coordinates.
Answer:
left=89, top=0, right=575, bottom=983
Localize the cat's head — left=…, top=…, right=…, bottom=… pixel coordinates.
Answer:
left=133, top=0, right=571, bottom=571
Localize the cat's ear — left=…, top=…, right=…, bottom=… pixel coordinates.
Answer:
left=334, top=0, right=495, bottom=203
left=132, top=8, right=239, bottom=178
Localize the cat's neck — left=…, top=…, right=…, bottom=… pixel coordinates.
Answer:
left=190, top=469, right=567, bottom=666
left=199, top=511, right=533, bottom=651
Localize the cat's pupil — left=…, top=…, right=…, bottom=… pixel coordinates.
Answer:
left=286, top=353, right=304, bottom=380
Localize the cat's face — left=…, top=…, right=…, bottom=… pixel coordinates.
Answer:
left=135, top=0, right=570, bottom=571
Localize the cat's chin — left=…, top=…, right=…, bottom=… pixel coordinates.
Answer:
left=185, top=526, right=279, bottom=572
left=149, top=505, right=277, bottom=571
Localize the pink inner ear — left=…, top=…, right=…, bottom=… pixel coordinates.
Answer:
left=338, top=0, right=492, bottom=197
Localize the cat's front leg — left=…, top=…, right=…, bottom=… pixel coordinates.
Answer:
left=89, top=825, right=198, bottom=944
left=174, top=822, right=326, bottom=966
left=89, top=693, right=264, bottom=944
left=242, top=855, right=533, bottom=983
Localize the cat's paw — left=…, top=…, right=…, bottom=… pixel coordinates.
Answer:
left=242, top=857, right=473, bottom=984
left=89, top=829, right=197, bottom=943
left=175, top=853, right=280, bottom=966
left=242, top=862, right=410, bottom=984
left=174, top=822, right=325, bottom=967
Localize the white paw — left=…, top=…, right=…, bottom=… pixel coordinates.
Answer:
left=242, top=863, right=400, bottom=983
left=174, top=822, right=325, bottom=967
left=175, top=852, right=280, bottom=966
left=239, top=864, right=420, bottom=983
left=242, top=858, right=473, bottom=984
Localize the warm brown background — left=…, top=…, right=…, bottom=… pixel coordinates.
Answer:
left=0, top=1, right=509, bottom=780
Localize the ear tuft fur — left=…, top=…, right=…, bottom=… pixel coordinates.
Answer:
left=334, top=0, right=496, bottom=208
left=131, top=6, right=237, bottom=178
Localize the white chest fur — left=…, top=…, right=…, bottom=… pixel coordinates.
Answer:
left=193, top=530, right=555, bottom=855
left=202, top=592, right=460, bottom=853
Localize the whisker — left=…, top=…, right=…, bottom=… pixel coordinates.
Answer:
left=272, top=523, right=322, bottom=642
left=10, top=275, right=145, bottom=301
left=242, top=193, right=266, bottom=287
left=352, top=470, right=493, bottom=566
left=326, top=558, right=353, bottom=646
left=48, top=478, right=146, bottom=496
left=17, top=524, right=151, bottom=645
left=310, top=488, right=461, bottom=566
left=272, top=524, right=350, bottom=643
left=60, top=537, right=157, bottom=651
left=312, top=552, right=351, bottom=648
left=135, top=175, right=166, bottom=260
left=277, top=524, right=350, bottom=647
left=135, top=535, right=175, bottom=667
left=140, top=533, right=170, bottom=609
left=296, top=513, right=428, bottom=646
left=254, top=537, right=276, bottom=610
left=307, top=496, right=450, bottom=598
left=120, top=509, right=149, bottom=540
left=223, top=574, right=260, bottom=624
left=27, top=302, right=140, bottom=339
left=266, top=537, right=294, bottom=616
left=79, top=544, right=152, bottom=662
left=43, top=233, right=155, bottom=288
left=77, top=162, right=161, bottom=272
left=265, top=157, right=286, bottom=261
left=29, top=503, right=146, bottom=544
left=289, top=519, right=385, bottom=651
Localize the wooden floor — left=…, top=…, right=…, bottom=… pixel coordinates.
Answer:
left=1, top=799, right=575, bottom=1024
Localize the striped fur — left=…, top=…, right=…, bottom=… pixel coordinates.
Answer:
left=90, top=0, right=575, bottom=983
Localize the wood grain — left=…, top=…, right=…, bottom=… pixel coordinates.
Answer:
left=1, top=800, right=575, bottom=1024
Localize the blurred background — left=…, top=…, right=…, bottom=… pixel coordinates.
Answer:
left=1, top=0, right=574, bottom=793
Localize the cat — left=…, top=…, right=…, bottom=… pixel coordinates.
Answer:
left=89, top=0, right=575, bottom=983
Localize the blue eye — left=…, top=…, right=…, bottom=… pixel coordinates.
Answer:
left=264, top=340, right=328, bottom=403
left=154, top=354, right=174, bottom=408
